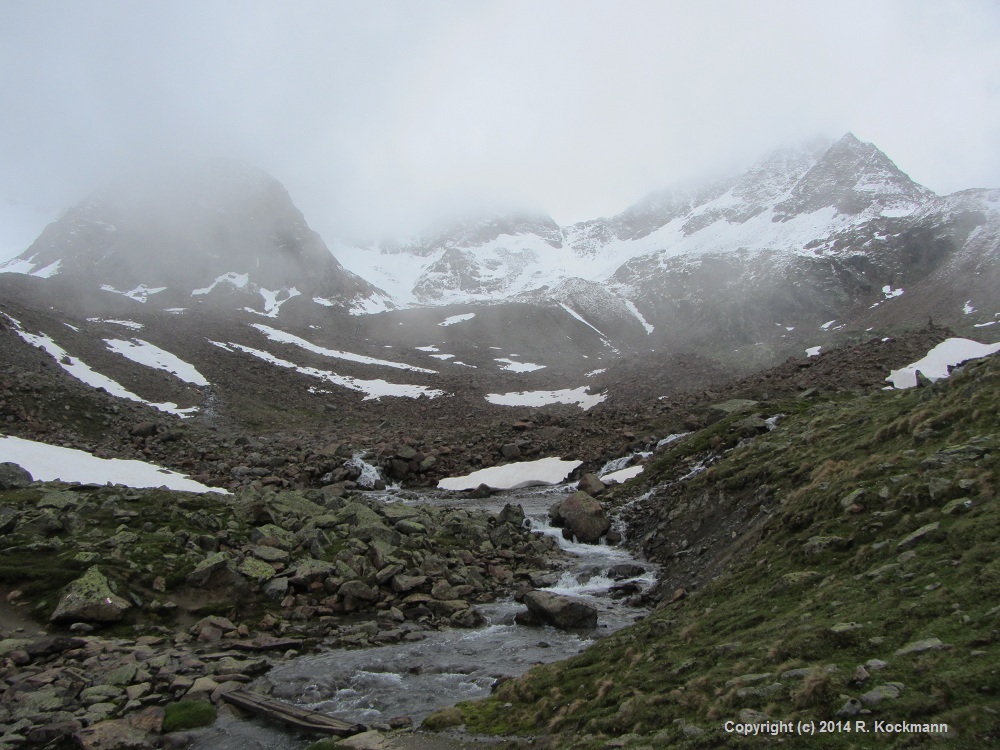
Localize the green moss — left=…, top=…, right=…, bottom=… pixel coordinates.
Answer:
left=162, top=699, right=217, bottom=732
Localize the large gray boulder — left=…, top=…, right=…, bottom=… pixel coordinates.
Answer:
left=548, top=491, right=611, bottom=543
left=50, top=567, right=133, bottom=624
left=520, top=590, right=598, bottom=630
left=0, top=462, right=33, bottom=490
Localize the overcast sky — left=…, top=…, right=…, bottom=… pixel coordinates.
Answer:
left=2, top=0, right=1000, bottom=262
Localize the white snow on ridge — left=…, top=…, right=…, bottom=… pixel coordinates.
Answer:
left=494, top=358, right=545, bottom=373
left=0, top=435, right=226, bottom=494
left=87, top=318, right=144, bottom=330
left=559, top=303, right=609, bottom=339
left=485, top=386, right=606, bottom=410
left=439, top=313, right=476, bottom=326
left=887, top=338, right=1000, bottom=388
left=349, top=294, right=395, bottom=316
left=210, top=341, right=446, bottom=400
left=246, top=287, right=300, bottom=318
left=192, top=271, right=249, bottom=296
left=623, top=300, right=654, bottom=334
left=438, top=456, right=583, bottom=491
left=251, top=324, right=437, bottom=373
left=31, top=260, right=61, bottom=278
left=3, top=315, right=198, bottom=417
left=104, top=338, right=209, bottom=386
left=101, top=284, right=167, bottom=303
left=964, top=300, right=975, bottom=315
left=806, top=346, right=822, bottom=357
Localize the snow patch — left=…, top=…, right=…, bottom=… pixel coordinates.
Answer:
left=806, top=346, right=822, bottom=357
left=623, top=300, right=654, bottom=334
left=211, top=341, right=446, bottom=401
left=439, top=313, right=476, bottom=326
left=602, top=465, right=644, bottom=484
left=887, top=338, right=1000, bottom=389
left=485, top=386, right=606, bottom=410
left=192, top=271, right=249, bottom=296
left=104, top=339, right=209, bottom=386
left=821, top=320, right=836, bottom=330
left=0, top=435, right=225, bottom=494
left=87, top=318, right=144, bottom=330
left=349, top=293, right=395, bottom=316
left=963, top=300, right=976, bottom=315
left=4, top=314, right=198, bottom=417
left=31, top=260, right=61, bottom=278
left=245, top=287, right=301, bottom=318
left=494, top=358, right=545, bottom=373
left=438, top=456, right=583, bottom=491
left=101, top=284, right=167, bottom=303
left=251, top=324, right=436, bottom=373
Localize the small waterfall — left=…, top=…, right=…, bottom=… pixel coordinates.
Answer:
left=345, top=452, right=384, bottom=489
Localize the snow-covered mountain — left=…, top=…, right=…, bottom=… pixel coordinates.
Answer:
left=336, top=133, right=1000, bottom=352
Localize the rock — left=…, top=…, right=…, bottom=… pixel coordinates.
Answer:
left=836, top=698, right=863, bottom=717
left=497, top=503, right=526, bottom=527
left=186, top=551, right=230, bottom=586
left=577, top=473, right=606, bottom=496
left=391, top=575, right=427, bottom=593
left=500, top=443, right=521, bottom=460
left=249, top=524, right=296, bottom=550
left=607, top=563, right=647, bottom=580
left=468, top=483, right=491, bottom=499
left=262, top=577, right=289, bottom=601
left=894, top=637, right=946, bottom=656
left=339, top=580, right=379, bottom=601
left=941, top=498, right=973, bottom=515
left=50, top=567, right=132, bottom=624
left=896, top=522, right=941, bottom=550
left=129, top=422, right=158, bottom=438
left=860, top=682, right=904, bottom=706
left=335, top=730, right=388, bottom=749
left=74, top=718, right=154, bottom=749
left=549, top=491, right=610, bottom=544
left=0, top=462, right=32, bottom=489
left=236, top=556, right=276, bottom=583
left=521, top=590, right=597, bottom=630
left=802, top=535, right=848, bottom=555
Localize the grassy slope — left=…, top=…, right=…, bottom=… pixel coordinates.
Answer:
left=456, top=355, right=1000, bottom=748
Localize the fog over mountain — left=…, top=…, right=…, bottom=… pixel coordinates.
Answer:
left=2, top=0, right=1000, bottom=260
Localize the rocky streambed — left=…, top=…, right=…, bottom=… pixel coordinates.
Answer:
left=0, top=463, right=655, bottom=749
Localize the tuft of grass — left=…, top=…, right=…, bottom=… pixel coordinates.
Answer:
left=162, top=699, right=217, bottom=732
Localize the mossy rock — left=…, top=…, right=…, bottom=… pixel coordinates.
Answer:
left=162, top=699, right=217, bottom=732
left=422, top=706, right=464, bottom=731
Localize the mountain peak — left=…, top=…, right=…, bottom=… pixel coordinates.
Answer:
left=773, top=132, right=934, bottom=220
left=5, top=159, right=377, bottom=308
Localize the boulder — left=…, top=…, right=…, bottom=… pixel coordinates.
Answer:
left=50, top=567, right=132, bottom=624
left=0, top=462, right=32, bottom=490
left=577, top=473, right=606, bottom=496
left=520, top=590, right=597, bottom=630
left=497, top=503, right=526, bottom=528
left=549, top=491, right=610, bottom=543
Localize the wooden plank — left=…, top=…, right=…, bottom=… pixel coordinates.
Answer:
left=221, top=689, right=367, bottom=737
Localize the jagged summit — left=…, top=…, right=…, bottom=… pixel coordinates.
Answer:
left=773, top=132, right=934, bottom=220
left=2, top=158, right=381, bottom=310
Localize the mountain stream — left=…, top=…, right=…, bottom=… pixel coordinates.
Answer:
left=191, top=484, right=656, bottom=749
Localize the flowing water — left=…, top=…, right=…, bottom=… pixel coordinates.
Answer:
left=191, top=483, right=655, bottom=749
